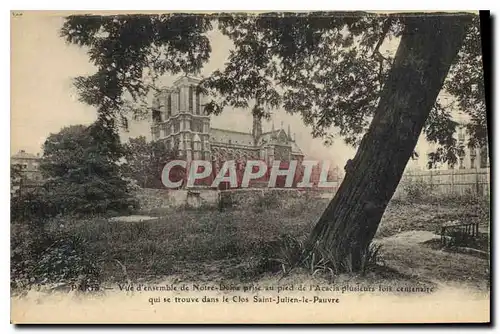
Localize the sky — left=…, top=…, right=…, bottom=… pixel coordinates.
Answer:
left=11, top=14, right=98, bottom=154
left=11, top=13, right=362, bottom=167
left=11, top=12, right=462, bottom=169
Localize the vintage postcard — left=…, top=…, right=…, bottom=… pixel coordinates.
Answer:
left=10, top=10, right=490, bottom=324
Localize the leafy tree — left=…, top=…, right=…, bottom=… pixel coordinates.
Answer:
left=61, top=12, right=485, bottom=271
left=123, top=136, right=178, bottom=188
left=10, top=163, right=23, bottom=185
left=60, top=14, right=212, bottom=129
left=40, top=123, right=138, bottom=215
left=443, top=17, right=487, bottom=150
left=10, top=163, right=24, bottom=199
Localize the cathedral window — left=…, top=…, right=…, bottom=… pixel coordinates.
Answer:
left=178, top=91, right=181, bottom=111
left=192, top=119, right=203, bottom=132
left=167, top=94, right=172, bottom=117
left=189, top=86, right=194, bottom=112
left=196, top=90, right=201, bottom=115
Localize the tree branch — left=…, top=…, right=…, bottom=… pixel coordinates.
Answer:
left=372, top=18, right=393, bottom=92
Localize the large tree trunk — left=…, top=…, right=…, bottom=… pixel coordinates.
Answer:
left=308, top=15, right=472, bottom=272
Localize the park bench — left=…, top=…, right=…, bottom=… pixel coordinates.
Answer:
left=440, top=220, right=479, bottom=247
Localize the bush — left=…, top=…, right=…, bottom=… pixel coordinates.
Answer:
left=11, top=183, right=140, bottom=222
left=11, top=221, right=101, bottom=292
left=402, top=178, right=434, bottom=201
left=11, top=188, right=58, bottom=221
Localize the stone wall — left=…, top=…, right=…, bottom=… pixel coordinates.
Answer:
left=136, top=188, right=219, bottom=211
left=219, top=188, right=333, bottom=210
left=136, top=187, right=335, bottom=212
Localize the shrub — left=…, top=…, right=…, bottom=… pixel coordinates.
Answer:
left=11, top=188, right=57, bottom=221
left=11, top=221, right=101, bottom=292
left=11, top=184, right=139, bottom=221
left=402, top=178, right=434, bottom=201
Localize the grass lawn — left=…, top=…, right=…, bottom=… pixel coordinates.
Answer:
left=11, top=194, right=490, bottom=293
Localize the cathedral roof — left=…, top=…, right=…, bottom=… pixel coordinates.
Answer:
left=259, top=128, right=294, bottom=145
left=291, top=141, right=304, bottom=156
left=210, top=128, right=255, bottom=146
left=156, top=75, right=203, bottom=94
left=173, top=75, right=202, bottom=86
left=257, top=129, right=303, bottom=155
left=259, top=130, right=280, bottom=142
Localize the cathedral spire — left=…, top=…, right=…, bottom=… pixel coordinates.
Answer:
left=288, top=124, right=291, bottom=138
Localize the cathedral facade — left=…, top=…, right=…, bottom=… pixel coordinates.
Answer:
left=150, top=76, right=305, bottom=170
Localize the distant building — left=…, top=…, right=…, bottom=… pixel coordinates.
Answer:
left=11, top=150, right=42, bottom=181
left=407, top=118, right=489, bottom=171
left=11, top=150, right=43, bottom=196
left=150, top=76, right=305, bottom=166
left=452, top=124, right=489, bottom=170
left=150, top=76, right=309, bottom=187
left=148, top=75, right=346, bottom=189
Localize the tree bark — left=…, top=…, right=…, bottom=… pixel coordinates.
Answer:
left=308, top=15, right=472, bottom=272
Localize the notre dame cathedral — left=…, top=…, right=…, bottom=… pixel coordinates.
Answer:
left=150, top=76, right=305, bottom=170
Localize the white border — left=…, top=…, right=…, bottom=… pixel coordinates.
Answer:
left=2, top=1, right=498, bottom=333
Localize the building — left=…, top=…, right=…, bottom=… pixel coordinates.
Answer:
left=453, top=124, right=489, bottom=170
left=406, top=115, right=489, bottom=172
left=10, top=150, right=43, bottom=196
left=11, top=150, right=42, bottom=182
left=150, top=76, right=305, bottom=176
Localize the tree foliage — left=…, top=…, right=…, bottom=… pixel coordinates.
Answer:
left=201, top=13, right=484, bottom=168
left=61, top=12, right=486, bottom=168
left=122, top=136, right=178, bottom=188
left=39, top=123, right=138, bottom=216
left=444, top=15, right=487, bottom=148
left=61, top=14, right=212, bottom=128
left=57, top=12, right=486, bottom=275
left=11, top=163, right=23, bottom=183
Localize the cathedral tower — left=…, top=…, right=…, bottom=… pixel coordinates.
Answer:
left=150, top=75, right=211, bottom=161
left=252, top=113, right=262, bottom=145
